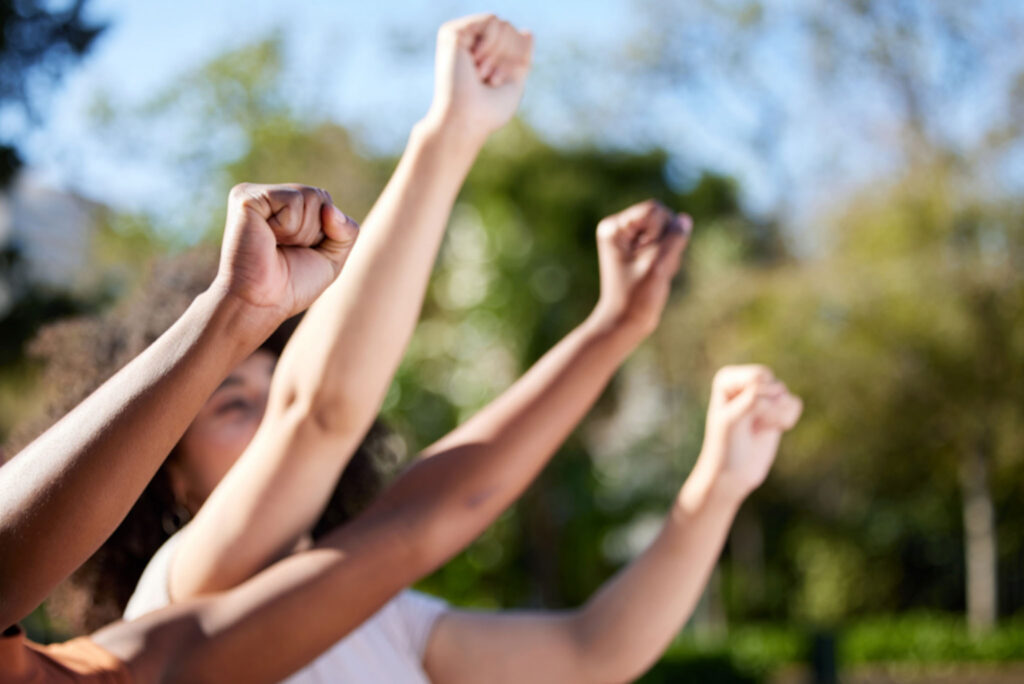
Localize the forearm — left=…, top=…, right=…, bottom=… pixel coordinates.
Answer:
left=272, top=118, right=480, bottom=433
left=569, top=478, right=742, bottom=683
left=0, top=288, right=271, bottom=627
left=382, top=312, right=639, bottom=569
left=167, top=121, right=484, bottom=601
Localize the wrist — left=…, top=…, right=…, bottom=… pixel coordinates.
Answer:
left=676, top=460, right=747, bottom=517
left=198, top=283, right=281, bottom=360
left=414, top=112, right=488, bottom=161
left=579, top=308, right=645, bottom=355
left=587, top=301, right=652, bottom=347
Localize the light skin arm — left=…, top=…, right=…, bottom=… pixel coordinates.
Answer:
left=0, top=183, right=358, bottom=630
left=168, top=15, right=536, bottom=601
left=93, top=201, right=690, bottom=684
left=422, top=367, right=803, bottom=684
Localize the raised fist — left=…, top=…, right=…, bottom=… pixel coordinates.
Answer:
left=593, top=200, right=692, bottom=337
left=214, top=183, right=359, bottom=320
left=696, top=365, right=803, bottom=499
left=428, top=14, right=533, bottom=141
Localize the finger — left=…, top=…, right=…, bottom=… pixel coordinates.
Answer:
left=623, top=200, right=670, bottom=248
left=721, top=382, right=760, bottom=425
left=597, top=200, right=665, bottom=251
left=489, top=65, right=508, bottom=87
left=634, top=202, right=672, bottom=248
left=478, top=22, right=510, bottom=82
left=440, top=13, right=495, bottom=48
left=652, top=216, right=692, bottom=279
left=713, top=365, right=776, bottom=401
left=315, top=204, right=361, bottom=276
left=261, top=186, right=306, bottom=244
left=506, top=31, right=534, bottom=83
left=752, top=392, right=803, bottom=432
left=596, top=215, right=635, bottom=252
left=674, top=213, right=694, bottom=242
left=777, top=393, right=804, bottom=429
left=471, top=15, right=502, bottom=62
left=279, top=185, right=328, bottom=247
left=321, top=203, right=358, bottom=242
left=519, top=29, right=534, bottom=65
left=726, top=382, right=790, bottom=428
left=617, top=200, right=668, bottom=248
left=491, top=25, right=532, bottom=81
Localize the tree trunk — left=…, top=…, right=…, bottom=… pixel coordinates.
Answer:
left=961, top=437, right=997, bottom=635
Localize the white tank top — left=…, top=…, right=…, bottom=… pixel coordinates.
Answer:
left=124, top=528, right=446, bottom=683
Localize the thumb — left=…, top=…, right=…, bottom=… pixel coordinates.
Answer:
left=653, top=214, right=691, bottom=279
left=721, top=382, right=761, bottom=426
left=315, top=204, right=360, bottom=273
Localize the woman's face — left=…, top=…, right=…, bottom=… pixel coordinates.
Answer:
left=168, top=349, right=276, bottom=513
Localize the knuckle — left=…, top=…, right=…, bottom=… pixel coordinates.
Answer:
left=228, top=182, right=252, bottom=203
left=299, top=185, right=322, bottom=202
left=596, top=218, right=617, bottom=239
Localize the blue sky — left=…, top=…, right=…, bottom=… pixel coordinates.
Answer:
left=11, top=0, right=1024, bottom=237
left=17, top=0, right=648, bottom=213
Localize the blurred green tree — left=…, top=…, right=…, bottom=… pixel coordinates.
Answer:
left=0, top=0, right=107, bottom=446
left=626, top=0, right=1024, bottom=634
left=0, top=0, right=104, bottom=186
left=658, top=159, right=1024, bottom=633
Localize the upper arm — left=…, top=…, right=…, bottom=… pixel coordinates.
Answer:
left=167, top=406, right=349, bottom=602
left=424, top=609, right=596, bottom=684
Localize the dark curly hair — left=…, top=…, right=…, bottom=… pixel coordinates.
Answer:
left=8, top=249, right=401, bottom=633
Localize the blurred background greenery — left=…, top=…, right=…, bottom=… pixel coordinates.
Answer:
left=1, top=1, right=1022, bottom=681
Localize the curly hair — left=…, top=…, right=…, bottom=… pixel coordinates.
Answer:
left=8, top=248, right=400, bottom=633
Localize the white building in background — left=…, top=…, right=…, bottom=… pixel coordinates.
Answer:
left=0, top=170, right=98, bottom=316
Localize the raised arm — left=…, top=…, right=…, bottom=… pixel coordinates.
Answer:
left=167, top=15, right=535, bottom=601
left=422, top=365, right=803, bottom=684
left=0, top=183, right=357, bottom=629
left=92, top=201, right=689, bottom=684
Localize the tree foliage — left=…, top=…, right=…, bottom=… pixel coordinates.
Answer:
left=0, top=0, right=104, bottom=186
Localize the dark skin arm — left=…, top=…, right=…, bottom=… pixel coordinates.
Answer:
left=0, top=183, right=358, bottom=629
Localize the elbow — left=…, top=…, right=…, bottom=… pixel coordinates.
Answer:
left=273, top=386, right=361, bottom=438
left=389, top=503, right=446, bottom=575
left=307, top=392, right=361, bottom=436
left=294, top=383, right=371, bottom=438
left=564, top=612, right=654, bottom=684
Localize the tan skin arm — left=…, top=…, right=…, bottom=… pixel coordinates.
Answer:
left=0, top=183, right=358, bottom=630
left=422, top=366, right=803, bottom=684
left=92, top=201, right=689, bottom=684
left=169, top=15, right=536, bottom=601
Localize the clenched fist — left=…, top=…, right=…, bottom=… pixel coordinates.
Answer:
left=214, top=183, right=359, bottom=321
left=688, top=365, right=803, bottom=504
left=593, top=200, right=692, bottom=338
left=428, top=14, right=533, bottom=142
